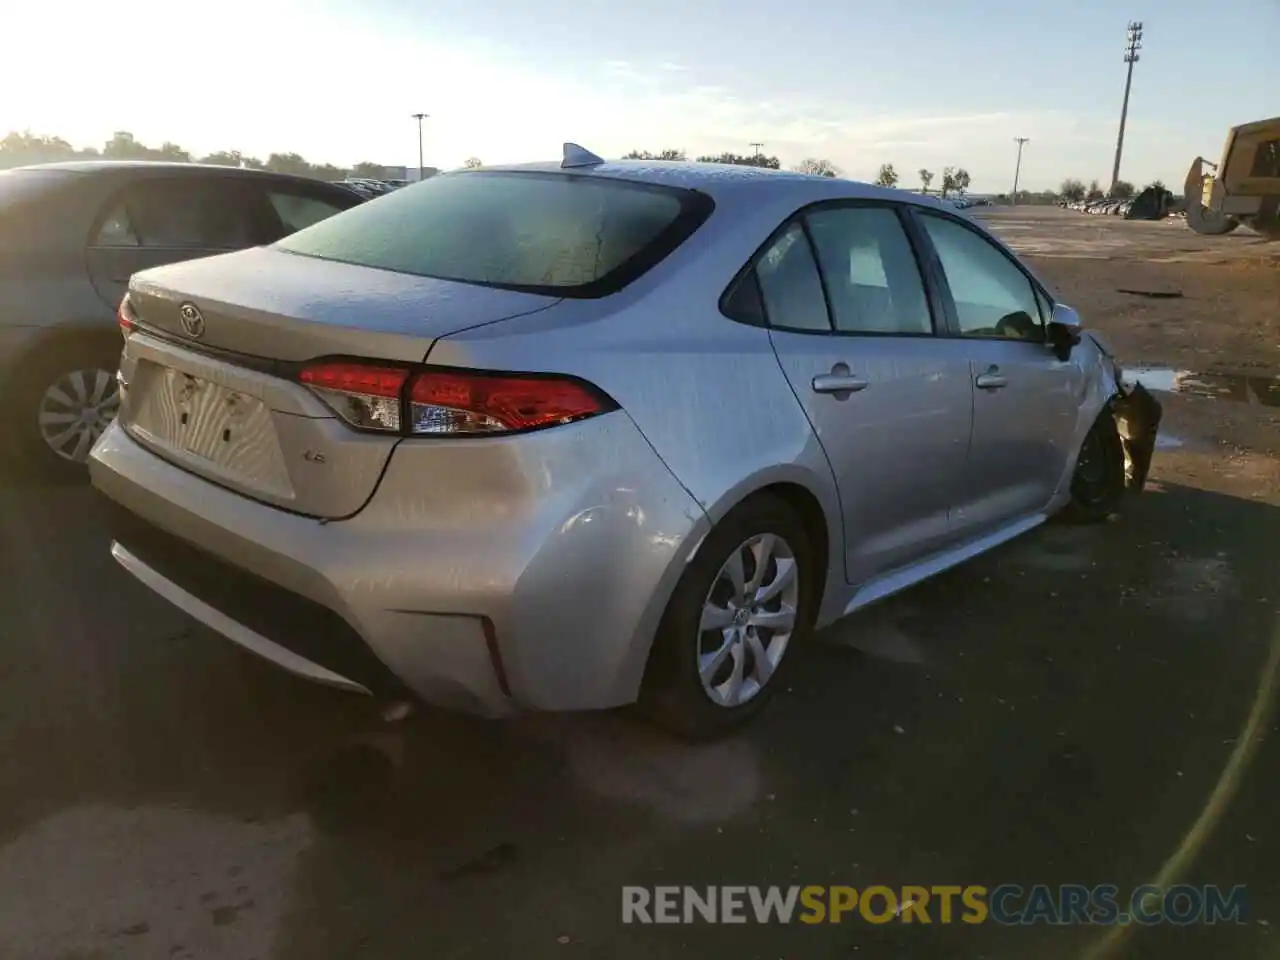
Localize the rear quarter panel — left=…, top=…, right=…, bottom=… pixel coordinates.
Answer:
left=427, top=193, right=847, bottom=624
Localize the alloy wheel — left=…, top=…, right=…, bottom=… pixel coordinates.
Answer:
left=37, top=367, right=120, bottom=463
left=697, top=533, right=800, bottom=707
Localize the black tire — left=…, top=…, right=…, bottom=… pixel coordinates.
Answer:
left=1, top=334, right=122, bottom=484
left=1060, top=412, right=1126, bottom=524
left=640, top=493, right=817, bottom=740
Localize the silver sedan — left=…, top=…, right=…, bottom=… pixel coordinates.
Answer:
left=89, top=146, right=1158, bottom=738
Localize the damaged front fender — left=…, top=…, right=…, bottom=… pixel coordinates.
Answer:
left=1111, top=381, right=1163, bottom=492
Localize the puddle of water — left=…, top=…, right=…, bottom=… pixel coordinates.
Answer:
left=1123, top=367, right=1280, bottom=408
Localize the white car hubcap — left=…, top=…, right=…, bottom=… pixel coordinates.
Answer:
left=37, top=367, right=120, bottom=463
left=698, top=533, right=800, bottom=707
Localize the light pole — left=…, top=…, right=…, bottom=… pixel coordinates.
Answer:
left=1110, top=21, right=1143, bottom=195
left=411, top=112, right=429, bottom=181
left=1011, top=137, right=1030, bottom=204
left=749, top=142, right=764, bottom=160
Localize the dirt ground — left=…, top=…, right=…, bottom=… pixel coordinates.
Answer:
left=0, top=207, right=1277, bottom=960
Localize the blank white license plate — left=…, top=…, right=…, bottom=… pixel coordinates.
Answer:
left=126, top=362, right=293, bottom=496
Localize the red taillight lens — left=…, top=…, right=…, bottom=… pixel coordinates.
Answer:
left=117, top=295, right=136, bottom=339
left=297, top=360, right=614, bottom=436
left=299, top=361, right=409, bottom=431
left=407, top=369, right=610, bottom=435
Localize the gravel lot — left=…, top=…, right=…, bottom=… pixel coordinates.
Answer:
left=1, top=207, right=1276, bottom=960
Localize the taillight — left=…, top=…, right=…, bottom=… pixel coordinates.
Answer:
left=117, top=295, right=136, bottom=339
left=296, top=360, right=614, bottom=436
left=300, top=361, right=408, bottom=431
left=408, top=369, right=608, bottom=435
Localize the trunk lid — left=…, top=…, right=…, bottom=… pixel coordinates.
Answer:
left=118, top=247, right=559, bottom=518
left=127, top=245, right=559, bottom=362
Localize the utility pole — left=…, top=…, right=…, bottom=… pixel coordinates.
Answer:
left=1011, top=137, right=1030, bottom=204
left=749, top=142, right=764, bottom=160
left=1110, top=21, right=1143, bottom=195
left=411, top=112, right=429, bottom=181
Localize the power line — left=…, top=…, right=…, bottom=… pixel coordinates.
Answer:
left=1011, top=137, right=1030, bottom=203
left=1110, top=21, right=1144, bottom=194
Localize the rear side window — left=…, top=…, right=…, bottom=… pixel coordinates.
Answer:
left=274, top=171, right=713, bottom=298
left=754, top=223, right=831, bottom=333
left=266, top=189, right=354, bottom=237
left=96, top=178, right=269, bottom=250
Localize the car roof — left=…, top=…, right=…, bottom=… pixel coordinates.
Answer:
left=474, top=159, right=952, bottom=210
left=8, top=160, right=344, bottom=187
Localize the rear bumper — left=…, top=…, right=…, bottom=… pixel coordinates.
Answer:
left=89, top=412, right=708, bottom=716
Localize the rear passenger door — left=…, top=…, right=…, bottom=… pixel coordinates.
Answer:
left=740, top=203, right=974, bottom=586
left=910, top=210, right=1082, bottom=534
left=85, top=176, right=275, bottom=311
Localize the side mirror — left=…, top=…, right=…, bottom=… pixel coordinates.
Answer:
left=1047, top=302, right=1083, bottom=361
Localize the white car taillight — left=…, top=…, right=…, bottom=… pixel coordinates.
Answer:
left=299, top=361, right=408, bottom=432
left=117, top=294, right=136, bottom=340
left=297, top=361, right=615, bottom=436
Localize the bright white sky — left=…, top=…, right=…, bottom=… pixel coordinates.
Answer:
left=4, top=0, right=1278, bottom=192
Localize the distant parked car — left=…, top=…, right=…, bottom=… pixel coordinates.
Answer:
left=0, top=161, right=364, bottom=478
left=90, top=149, right=1158, bottom=737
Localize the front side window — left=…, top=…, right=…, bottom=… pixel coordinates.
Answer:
left=275, top=171, right=711, bottom=297
left=918, top=213, right=1044, bottom=342
left=754, top=222, right=831, bottom=332
left=804, top=206, right=933, bottom=335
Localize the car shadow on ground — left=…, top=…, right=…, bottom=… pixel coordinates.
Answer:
left=0, top=480, right=1275, bottom=959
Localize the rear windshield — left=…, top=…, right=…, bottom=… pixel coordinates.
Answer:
left=274, top=170, right=713, bottom=297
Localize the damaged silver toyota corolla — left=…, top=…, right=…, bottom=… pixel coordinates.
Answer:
left=90, top=146, right=1160, bottom=739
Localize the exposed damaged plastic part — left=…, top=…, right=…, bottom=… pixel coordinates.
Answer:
left=1111, top=382, right=1163, bottom=492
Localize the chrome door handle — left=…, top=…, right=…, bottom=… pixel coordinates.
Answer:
left=812, top=374, right=869, bottom=394
left=975, top=371, right=1008, bottom=390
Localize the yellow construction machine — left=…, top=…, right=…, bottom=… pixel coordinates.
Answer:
left=1184, top=115, right=1280, bottom=239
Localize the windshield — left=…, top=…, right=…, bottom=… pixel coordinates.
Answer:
left=274, top=170, right=712, bottom=297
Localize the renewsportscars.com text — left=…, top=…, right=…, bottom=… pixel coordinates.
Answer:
left=622, top=884, right=1248, bottom=926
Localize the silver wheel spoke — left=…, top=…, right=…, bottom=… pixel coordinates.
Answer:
left=44, top=385, right=75, bottom=409
left=699, top=631, right=736, bottom=684
left=745, top=630, right=774, bottom=687
left=71, top=428, right=95, bottom=462
left=45, top=422, right=80, bottom=449
left=754, top=557, right=797, bottom=605
left=700, top=603, right=735, bottom=631
left=39, top=411, right=78, bottom=426
left=745, top=534, right=776, bottom=596
left=749, top=604, right=796, bottom=633
left=722, top=549, right=747, bottom=605
left=89, top=369, right=113, bottom=406
left=717, top=643, right=745, bottom=704
left=68, top=370, right=88, bottom=405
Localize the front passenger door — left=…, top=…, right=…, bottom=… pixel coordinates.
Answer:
left=753, top=205, right=973, bottom=586
left=913, top=211, right=1083, bottom=535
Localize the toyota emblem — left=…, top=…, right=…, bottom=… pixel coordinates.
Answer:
left=179, top=303, right=206, bottom=339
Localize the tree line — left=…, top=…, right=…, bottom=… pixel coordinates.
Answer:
left=1056, top=177, right=1168, bottom=202
left=623, top=152, right=976, bottom=198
